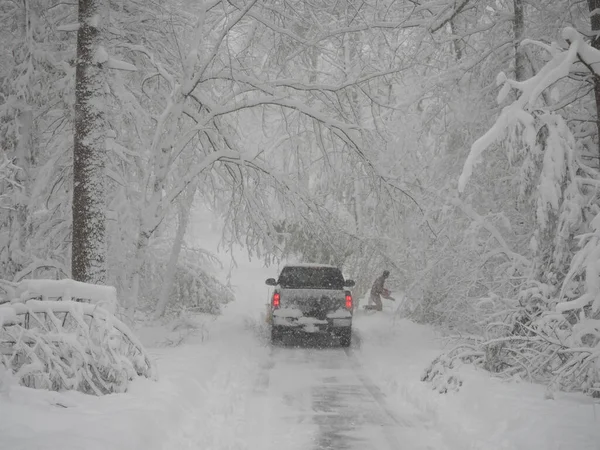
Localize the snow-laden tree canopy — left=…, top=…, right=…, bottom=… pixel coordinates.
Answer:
left=1, top=0, right=600, bottom=396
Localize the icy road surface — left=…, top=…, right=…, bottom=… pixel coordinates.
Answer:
left=249, top=339, right=446, bottom=450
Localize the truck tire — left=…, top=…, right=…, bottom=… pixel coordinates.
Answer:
left=338, top=327, right=352, bottom=347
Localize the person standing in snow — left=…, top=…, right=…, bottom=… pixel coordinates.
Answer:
left=369, top=270, right=391, bottom=311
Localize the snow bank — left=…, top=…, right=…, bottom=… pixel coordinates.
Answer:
left=0, top=307, right=17, bottom=327
left=0, top=298, right=272, bottom=450
left=353, top=311, right=600, bottom=449
left=134, top=313, right=214, bottom=348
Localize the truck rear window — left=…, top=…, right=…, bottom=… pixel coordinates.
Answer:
left=278, top=266, right=345, bottom=289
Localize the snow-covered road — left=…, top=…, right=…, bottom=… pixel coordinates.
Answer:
left=2, top=300, right=600, bottom=450
left=2, top=252, right=600, bottom=449
left=249, top=341, right=445, bottom=450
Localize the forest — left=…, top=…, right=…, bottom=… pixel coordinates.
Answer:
left=1, top=0, right=599, bottom=397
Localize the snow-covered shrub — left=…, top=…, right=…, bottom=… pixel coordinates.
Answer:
left=169, top=264, right=233, bottom=315
left=134, top=243, right=233, bottom=317
left=406, top=253, right=488, bottom=331
left=403, top=207, right=526, bottom=335
left=165, top=313, right=211, bottom=346
left=0, top=299, right=155, bottom=395
left=430, top=27, right=600, bottom=397
left=421, top=345, right=479, bottom=393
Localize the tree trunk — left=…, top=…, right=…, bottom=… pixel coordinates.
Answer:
left=513, top=0, right=526, bottom=81
left=125, top=230, right=149, bottom=320
left=72, top=0, right=107, bottom=284
left=589, top=0, right=600, bottom=163
left=153, top=193, right=194, bottom=319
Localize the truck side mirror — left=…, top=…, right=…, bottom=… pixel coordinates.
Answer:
left=344, top=279, right=355, bottom=287
left=265, top=278, right=277, bottom=286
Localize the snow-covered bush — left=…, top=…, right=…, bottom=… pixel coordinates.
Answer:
left=135, top=243, right=234, bottom=317
left=402, top=198, right=527, bottom=335
left=167, top=314, right=210, bottom=344
left=170, top=263, right=233, bottom=315
left=421, top=352, right=466, bottom=394
left=0, top=301, right=155, bottom=395
left=427, top=27, right=600, bottom=397
left=0, top=280, right=155, bottom=395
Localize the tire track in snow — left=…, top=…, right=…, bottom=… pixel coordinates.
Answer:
left=301, top=345, right=402, bottom=450
left=344, top=346, right=415, bottom=428
left=245, top=343, right=318, bottom=450
left=249, top=330, right=448, bottom=450
left=246, top=347, right=275, bottom=450
left=253, top=346, right=274, bottom=394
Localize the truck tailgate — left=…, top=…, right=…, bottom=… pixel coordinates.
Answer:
left=279, top=288, right=345, bottom=318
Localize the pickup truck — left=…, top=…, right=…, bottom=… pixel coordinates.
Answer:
left=265, top=264, right=355, bottom=346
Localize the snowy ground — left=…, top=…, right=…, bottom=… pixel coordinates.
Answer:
left=1, top=255, right=600, bottom=450
left=354, top=310, right=600, bottom=450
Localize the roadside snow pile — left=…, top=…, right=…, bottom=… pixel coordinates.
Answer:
left=354, top=311, right=600, bottom=450
left=135, top=313, right=214, bottom=348
left=0, top=279, right=154, bottom=395
left=0, top=298, right=270, bottom=450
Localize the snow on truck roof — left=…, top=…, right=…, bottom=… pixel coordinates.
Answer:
left=282, top=263, right=339, bottom=269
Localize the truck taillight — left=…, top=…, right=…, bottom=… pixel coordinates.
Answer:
left=272, top=292, right=280, bottom=309
left=345, top=292, right=352, bottom=309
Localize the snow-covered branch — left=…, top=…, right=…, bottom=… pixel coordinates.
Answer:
left=450, top=197, right=531, bottom=269
left=185, top=0, right=259, bottom=95
left=459, top=29, right=582, bottom=193
left=116, top=43, right=175, bottom=88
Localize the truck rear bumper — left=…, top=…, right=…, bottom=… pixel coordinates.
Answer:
left=272, top=315, right=352, bottom=330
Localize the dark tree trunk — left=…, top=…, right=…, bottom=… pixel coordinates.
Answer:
left=513, top=0, right=526, bottom=81
left=589, top=0, right=600, bottom=163
left=72, top=0, right=107, bottom=284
